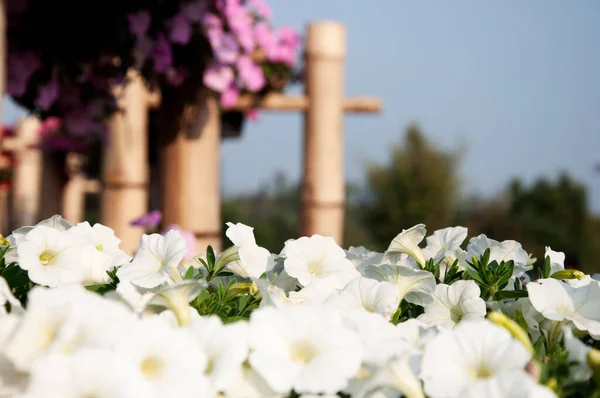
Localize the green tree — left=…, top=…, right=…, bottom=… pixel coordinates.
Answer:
left=358, top=124, right=461, bottom=250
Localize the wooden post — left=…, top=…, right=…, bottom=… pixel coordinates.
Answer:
left=102, top=70, right=159, bottom=254
left=61, top=153, right=86, bottom=225
left=159, top=89, right=221, bottom=254
left=12, top=117, right=42, bottom=227
left=301, top=21, right=347, bottom=244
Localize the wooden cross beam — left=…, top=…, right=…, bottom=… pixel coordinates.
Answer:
left=231, top=93, right=381, bottom=114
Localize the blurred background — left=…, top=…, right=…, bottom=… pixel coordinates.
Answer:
left=4, top=1, right=600, bottom=272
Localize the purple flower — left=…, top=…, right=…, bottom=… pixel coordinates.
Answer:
left=237, top=56, right=265, bottom=92
left=35, top=79, right=60, bottom=110
left=226, top=5, right=255, bottom=52
left=220, top=84, right=239, bottom=108
left=64, top=109, right=96, bottom=136
left=152, top=35, right=173, bottom=73
left=214, top=33, right=239, bottom=64
left=128, top=10, right=151, bottom=37
left=203, top=64, right=234, bottom=92
left=133, top=36, right=154, bottom=69
left=38, top=117, right=62, bottom=136
left=254, top=22, right=277, bottom=55
left=6, top=52, right=41, bottom=97
left=131, top=210, right=162, bottom=229
left=248, top=0, right=272, bottom=20
left=163, top=225, right=196, bottom=259
left=182, top=0, right=208, bottom=22
left=169, top=13, right=192, bottom=45
left=202, top=13, right=222, bottom=31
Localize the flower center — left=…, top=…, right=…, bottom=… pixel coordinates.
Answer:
left=289, top=341, right=316, bottom=363
left=95, top=244, right=103, bottom=251
left=39, top=251, right=56, bottom=266
left=140, top=357, right=163, bottom=379
left=470, top=364, right=493, bottom=380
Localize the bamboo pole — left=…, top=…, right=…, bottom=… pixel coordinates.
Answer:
left=301, top=21, right=347, bottom=244
left=102, top=70, right=156, bottom=254
left=159, top=90, right=221, bottom=254
left=231, top=93, right=381, bottom=113
left=61, top=153, right=86, bottom=225
left=12, top=117, right=42, bottom=227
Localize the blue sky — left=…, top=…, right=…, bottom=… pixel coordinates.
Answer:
left=4, top=0, right=600, bottom=212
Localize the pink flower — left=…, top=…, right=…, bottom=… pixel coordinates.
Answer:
left=152, top=34, right=173, bottom=72
left=237, top=56, right=265, bottom=92
left=128, top=10, right=151, bottom=37
left=226, top=6, right=255, bottom=52
left=249, top=0, right=272, bottom=20
left=202, top=13, right=222, bottom=31
left=203, top=64, right=234, bottom=92
left=169, top=13, right=192, bottom=45
left=35, top=79, right=60, bottom=110
left=182, top=0, right=207, bottom=22
left=220, top=84, right=239, bottom=108
left=38, top=117, right=62, bottom=137
left=163, top=225, right=196, bottom=259
left=214, top=33, right=239, bottom=64
left=246, top=108, right=259, bottom=122
left=254, top=23, right=277, bottom=55
left=6, top=52, right=41, bottom=97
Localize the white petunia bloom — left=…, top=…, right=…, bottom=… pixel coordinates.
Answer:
left=421, top=321, right=532, bottom=398
left=289, top=278, right=341, bottom=305
left=282, top=235, right=359, bottom=290
left=528, top=278, right=600, bottom=338
left=500, top=298, right=550, bottom=343
left=146, top=280, right=205, bottom=326
left=112, top=280, right=155, bottom=313
left=562, top=326, right=592, bottom=382
left=418, top=280, right=486, bottom=329
left=543, top=247, right=592, bottom=287
left=17, top=225, right=84, bottom=287
left=363, top=263, right=435, bottom=306
left=225, top=364, right=283, bottom=398
left=385, top=224, right=427, bottom=267
left=116, top=317, right=209, bottom=398
left=248, top=305, right=362, bottom=395
left=24, top=349, right=150, bottom=398
left=326, top=277, right=400, bottom=320
left=422, top=226, right=468, bottom=262
left=116, top=230, right=187, bottom=288
left=222, top=222, right=273, bottom=279
left=68, top=221, right=131, bottom=266
left=188, top=315, right=248, bottom=395
left=460, top=370, right=557, bottom=398
left=466, top=235, right=532, bottom=277
left=345, top=246, right=385, bottom=273
left=395, top=318, right=441, bottom=350
left=79, top=245, right=114, bottom=285
left=5, top=215, right=72, bottom=264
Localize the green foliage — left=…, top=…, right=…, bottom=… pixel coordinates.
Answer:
left=465, top=249, right=524, bottom=300
left=190, top=278, right=259, bottom=323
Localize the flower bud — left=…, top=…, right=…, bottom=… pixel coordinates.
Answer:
left=487, top=311, right=534, bottom=354
left=550, top=269, right=585, bottom=280
left=587, top=347, right=600, bottom=385
left=0, top=235, right=9, bottom=247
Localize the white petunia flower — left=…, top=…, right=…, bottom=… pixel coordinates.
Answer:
left=466, top=235, right=532, bottom=277
left=24, top=349, right=150, bottom=398
left=17, top=225, right=84, bottom=287
left=543, top=247, right=592, bottom=287
left=225, top=364, right=283, bottom=398
left=345, top=246, right=385, bottom=273
left=460, top=370, right=557, bottom=398
left=289, top=279, right=341, bottom=305
left=221, top=222, right=273, bottom=279
left=282, top=235, right=359, bottom=290
left=116, top=230, right=187, bottom=288
left=5, top=215, right=72, bottom=264
left=188, top=315, right=248, bottom=395
left=79, top=245, right=114, bottom=286
left=68, top=221, right=131, bottom=266
left=112, top=280, right=155, bottom=313
left=116, top=317, right=209, bottom=397
left=562, top=326, right=592, bottom=382
left=395, top=318, right=441, bottom=350
left=500, top=298, right=550, bottom=343
left=418, top=280, right=486, bottom=329
left=146, top=280, right=205, bottom=326
left=385, top=224, right=427, bottom=267
left=421, top=321, right=532, bottom=398
left=363, top=263, right=435, bottom=306
left=326, top=277, right=400, bottom=320
left=528, top=278, right=600, bottom=338
left=422, top=226, right=468, bottom=262
left=248, top=305, right=362, bottom=395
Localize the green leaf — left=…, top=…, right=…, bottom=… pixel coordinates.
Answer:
left=184, top=266, right=195, bottom=280
left=492, top=290, right=528, bottom=300
left=206, top=246, right=216, bottom=269
left=543, top=255, right=551, bottom=279
left=466, top=269, right=488, bottom=287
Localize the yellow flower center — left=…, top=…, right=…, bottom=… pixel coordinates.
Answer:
left=289, top=341, right=316, bottom=363
left=95, top=244, right=103, bottom=251
left=39, top=251, right=56, bottom=266
left=469, top=363, right=493, bottom=380
left=140, top=357, right=163, bottom=379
